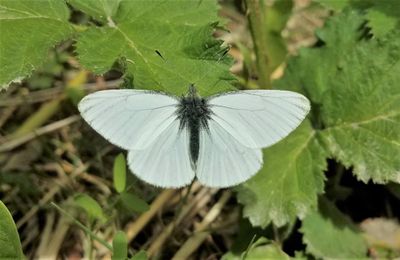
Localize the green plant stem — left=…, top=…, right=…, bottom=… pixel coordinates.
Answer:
left=51, top=202, right=113, bottom=251
left=245, top=0, right=271, bottom=88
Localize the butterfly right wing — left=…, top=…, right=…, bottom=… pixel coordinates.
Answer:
left=78, top=89, right=179, bottom=150
left=207, top=90, right=310, bottom=149
left=128, top=119, right=195, bottom=188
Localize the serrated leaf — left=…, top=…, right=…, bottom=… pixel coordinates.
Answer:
left=74, top=0, right=235, bottom=96
left=276, top=10, right=400, bottom=184
left=320, top=32, right=400, bottom=183
left=113, top=153, right=127, bottom=193
left=112, top=231, right=128, bottom=260
left=0, top=201, right=24, bottom=259
left=0, top=0, right=73, bottom=88
left=365, top=1, right=400, bottom=38
left=68, top=0, right=121, bottom=23
left=366, top=10, right=397, bottom=38
left=74, top=194, right=107, bottom=222
left=301, top=197, right=367, bottom=259
left=237, top=121, right=327, bottom=227
left=119, top=192, right=149, bottom=213
left=275, top=10, right=365, bottom=104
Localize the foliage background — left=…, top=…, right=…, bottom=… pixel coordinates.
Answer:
left=0, top=0, right=399, bottom=259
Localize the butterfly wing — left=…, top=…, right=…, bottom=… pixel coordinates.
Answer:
left=78, top=89, right=179, bottom=150
left=196, top=90, right=310, bottom=187
left=196, top=120, right=262, bottom=187
left=128, top=120, right=195, bottom=188
left=207, top=90, right=310, bottom=149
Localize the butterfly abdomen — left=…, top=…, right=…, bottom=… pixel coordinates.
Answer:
left=177, top=95, right=211, bottom=168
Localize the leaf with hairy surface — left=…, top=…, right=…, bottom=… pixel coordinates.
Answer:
left=73, top=0, right=235, bottom=96
left=0, top=0, right=73, bottom=88
left=301, top=197, right=368, bottom=259
left=237, top=122, right=327, bottom=227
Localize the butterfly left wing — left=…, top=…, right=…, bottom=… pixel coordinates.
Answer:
left=127, top=118, right=195, bottom=188
left=78, top=89, right=179, bottom=150
left=196, top=120, right=262, bottom=187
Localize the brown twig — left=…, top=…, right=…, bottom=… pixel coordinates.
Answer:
left=172, top=190, right=232, bottom=259
left=0, top=115, right=80, bottom=152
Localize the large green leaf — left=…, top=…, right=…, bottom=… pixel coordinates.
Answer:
left=275, top=11, right=365, bottom=104
left=238, top=10, right=400, bottom=228
left=301, top=197, right=367, bottom=259
left=0, top=0, right=73, bottom=88
left=320, top=32, right=400, bottom=183
left=278, top=10, right=400, bottom=183
left=0, top=201, right=24, bottom=259
left=73, top=0, right=235, bottom=96
left=67, top=0, right=121, bottom=23
left=237, top=121, right=327, bottom=227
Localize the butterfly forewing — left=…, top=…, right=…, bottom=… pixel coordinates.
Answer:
left=207, top=90, right=310, bottom=149
left=78, top=90, right=179, bottom=150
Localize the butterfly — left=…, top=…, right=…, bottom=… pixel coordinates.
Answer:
left=78, top=85, right=310, bottom=188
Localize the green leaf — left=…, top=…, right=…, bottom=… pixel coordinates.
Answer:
left=365, top=1, right=400, bottom=38
left=276, top=10, right=400, bottom=184
left=113, top=153, right=127, bottom=193
left=131, top=250, right=147, bottom=260
left=119, top=192, right=150, bottom=213
left=74, top=0, right=235, bottom=96
left=112, top=231, right=128, bottom=260
left=314, top=0, right=400, bottom=38
left=320, top=31, right=400, bottom=183
left=275, top=10, right=365, bottom=104
left=222, top=238, right=290, bottom=260
left=73, top=194, right=107, bottom=222
left=237, top=121, right=327, bottom=227
left=239, top=10, right=399, bottom=228
left=0, top=201, right=24, bottom=259
left=313, top=0, right=351, bottom=11
left=68, top=0, right=121, bottom=23
left=0, top=0, right=73, bottom=88
left=301, top=197, right=367, bottom=259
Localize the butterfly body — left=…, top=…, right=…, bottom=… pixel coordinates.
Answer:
left=78, top=86, right=310, bottom=188
left=177, top=85, right=212, bottom=167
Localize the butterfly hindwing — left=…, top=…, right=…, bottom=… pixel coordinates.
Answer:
left=128, top=120, right=195, bottom=188
left=196, top=120, right=262, bottom=187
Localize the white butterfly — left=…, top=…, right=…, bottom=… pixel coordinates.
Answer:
left=78, top=85, right=310, bottom=188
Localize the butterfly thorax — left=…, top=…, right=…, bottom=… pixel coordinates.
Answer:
left=177, top=92, right=212, bottom=168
